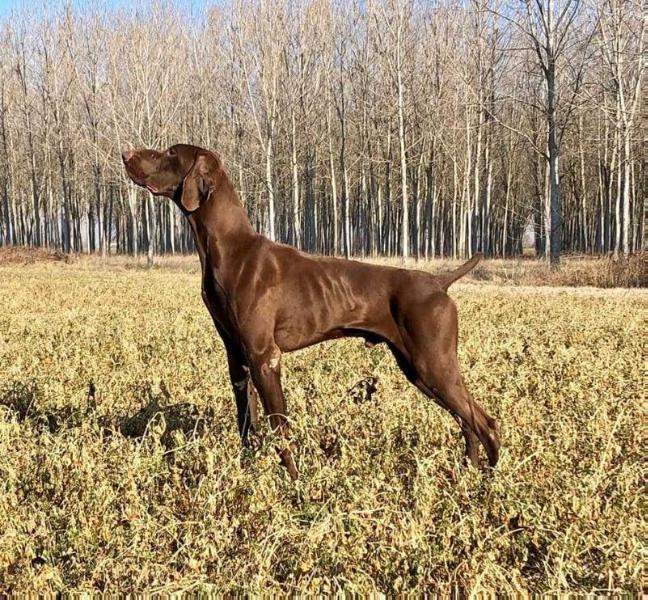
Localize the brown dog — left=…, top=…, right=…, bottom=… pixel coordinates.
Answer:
left=122, top=144, right=500, bottom=479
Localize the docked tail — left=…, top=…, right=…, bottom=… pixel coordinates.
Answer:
left=437, top=253, right=483, bottom=290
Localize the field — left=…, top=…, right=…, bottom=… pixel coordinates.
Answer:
left=0, top=256, right=644, bottom=593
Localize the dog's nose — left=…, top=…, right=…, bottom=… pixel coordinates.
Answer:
left=122, top=149, right=135, bottom=162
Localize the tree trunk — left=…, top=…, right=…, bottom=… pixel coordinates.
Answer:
left=397, top=65, right=409, bottom=260
left=265, top=133, right=276, bottom=242
left=291, top=110, right=301, bottom=249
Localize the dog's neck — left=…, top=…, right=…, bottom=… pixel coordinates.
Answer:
left=186, top=172, right=256, bottom=273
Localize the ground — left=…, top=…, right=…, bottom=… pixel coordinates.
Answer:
left=0, top=253, right=644, bottom=593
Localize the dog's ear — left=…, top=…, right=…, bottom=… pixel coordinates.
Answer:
left=180, top=154, right=210, bottom=212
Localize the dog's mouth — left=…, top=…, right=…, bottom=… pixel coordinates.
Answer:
left=123, top=160, right=141, bottom=178
left=123, top=162, right=152, bottom=190
left=123, top=156, right=175, bottom=197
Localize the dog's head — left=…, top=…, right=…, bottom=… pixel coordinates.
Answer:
left=122, top=144, right=217, bottom=213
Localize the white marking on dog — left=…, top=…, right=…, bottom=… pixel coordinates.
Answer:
left=268, top=347, right=281, bottom=372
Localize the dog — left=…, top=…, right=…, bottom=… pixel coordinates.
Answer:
left=122, top=144, right=500, bottom=479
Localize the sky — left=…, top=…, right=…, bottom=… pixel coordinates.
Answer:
left=0, top=0, right=121, bottom=20
left=0, top=0, right=214, bottom=22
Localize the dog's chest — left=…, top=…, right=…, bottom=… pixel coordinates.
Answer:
left=201, top=268, right=239, bottom=337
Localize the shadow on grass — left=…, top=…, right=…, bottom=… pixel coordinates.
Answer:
left=0, top=379, right=215, bottom=448
left=0, top=380, right=85, bottom=433
left=118, top=399, right=216, bottom=448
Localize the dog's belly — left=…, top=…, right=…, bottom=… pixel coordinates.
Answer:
left=274, top=323, right=368, bottom=352
left=273, top=269, right=395, bottom=352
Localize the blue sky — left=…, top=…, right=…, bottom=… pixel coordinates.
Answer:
left=0, top=0, right=122, bottom=19
left=0, top=0, right=214, bottom=21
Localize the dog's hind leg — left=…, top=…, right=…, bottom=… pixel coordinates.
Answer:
left=416, top=374, right=498, bottom=467
left=389, top=342, right=485, bottom=467
left=453, top=415, right=481, bottom=467
left=398, top=292, right=500, bottom=467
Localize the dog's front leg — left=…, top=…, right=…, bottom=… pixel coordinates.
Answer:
left=248, top=345, right=299, bottom=480
left=199, top=281, right=260, bottom=448
left=226, top=347, right=260, bottom=446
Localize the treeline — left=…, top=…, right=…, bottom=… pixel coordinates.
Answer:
left=0, top=0, right=644, bottom=264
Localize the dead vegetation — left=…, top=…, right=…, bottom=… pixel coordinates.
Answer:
left=0, top=247, right=68, bottom=265
left=0, top=263, right=644, bottom=593
left=6, top=247, right=644, bottom=288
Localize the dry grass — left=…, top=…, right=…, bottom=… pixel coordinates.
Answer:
left=0, top=246, right=69, bottom=265
left=0, top=262, right=645, bottom=593
left=2, top=247, right=644, bottom=288
left=367, top=253, right=647, bottom=289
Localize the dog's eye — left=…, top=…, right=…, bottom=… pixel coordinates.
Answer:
left=168, top=148, right=176, bottom=156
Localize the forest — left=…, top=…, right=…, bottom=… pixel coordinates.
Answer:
left=0, top=0, right=644, bottom=265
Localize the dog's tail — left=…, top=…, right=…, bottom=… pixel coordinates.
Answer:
left=437, top=253, right=483, bottom=290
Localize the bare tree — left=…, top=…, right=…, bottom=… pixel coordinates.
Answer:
left=597, top=0, right=644, bottom=257
left=0, top=0, right=641, bottom=263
